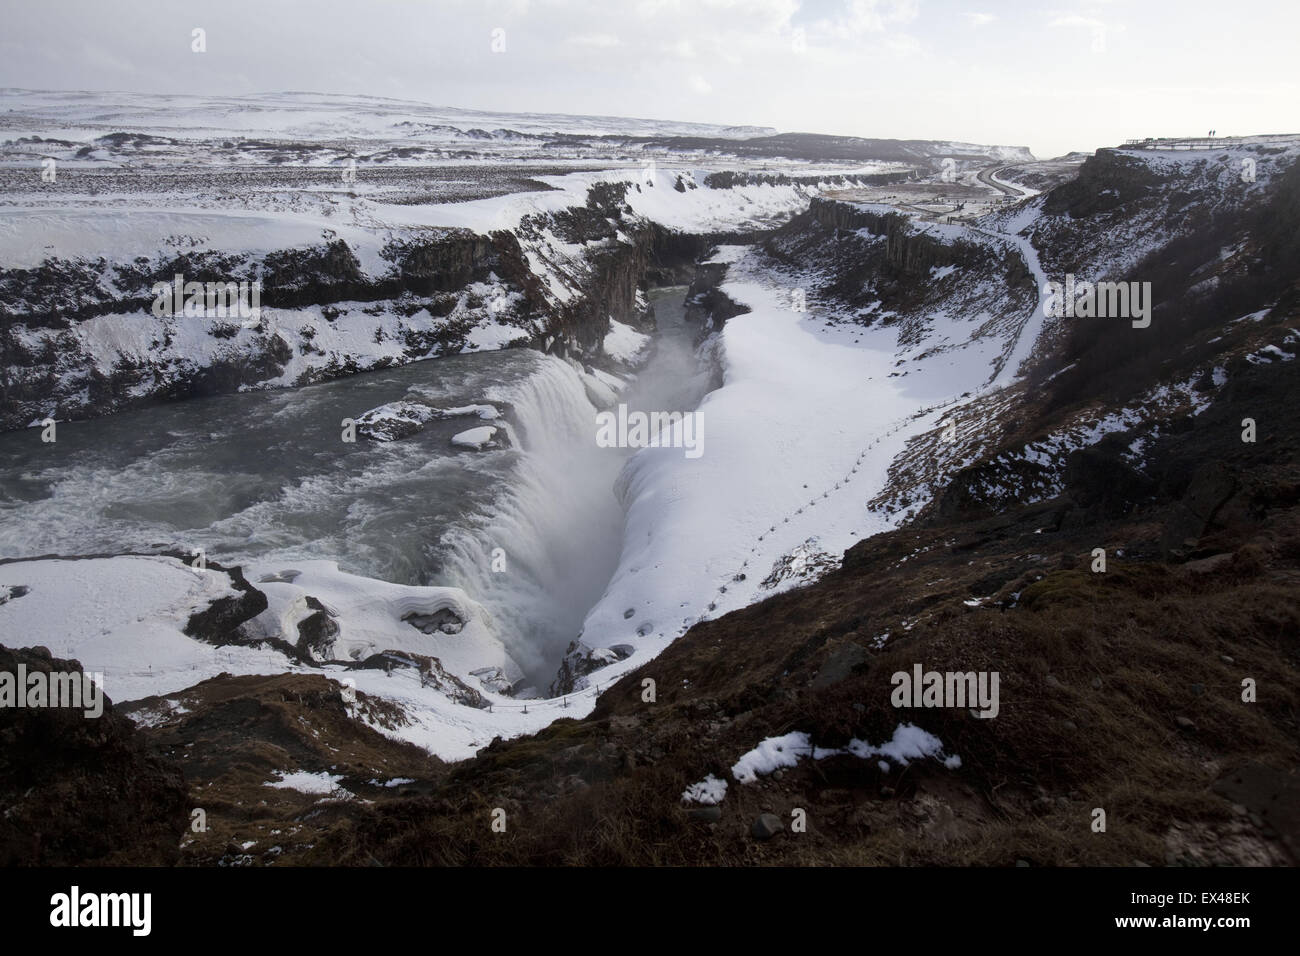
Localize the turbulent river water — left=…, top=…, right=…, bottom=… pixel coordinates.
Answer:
left=0, top=287, right=709, bottom=687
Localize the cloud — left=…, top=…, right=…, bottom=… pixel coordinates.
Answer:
left=1050, top=14, right=1106, bottom=29
left=567, top=33, right=622, bottom=47
left=964, top=12, right=995, bottom=27
left=80, top=40, right=137, bottom=76
left=844, top=0, right=920, bottom=34
left=688, top=74, right=713, bottom=94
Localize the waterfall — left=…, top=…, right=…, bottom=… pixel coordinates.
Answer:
left=438, top=353, right=628, bottom=689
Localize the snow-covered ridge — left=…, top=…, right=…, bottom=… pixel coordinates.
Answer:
left=0, top=158, right=865, bottom=431
left=0, top=89, right=779, bottom=144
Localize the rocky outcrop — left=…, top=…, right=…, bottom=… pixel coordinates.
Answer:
left=183, top=561, right=270, bottom=647
left=549, top=639, right=634, bottom=696
left=799, top=198, right=987, bottom=278
left=0, top=168, right=819, bottom=432
left=295, top=596, right=341, bottom=662
left=683, top=259, right=751, bottom=337
left=349, top=650, right=487, bottom=709
left=0, top=644, right=189, bottom=865
left=1041, top=148, right=1163, bottom=218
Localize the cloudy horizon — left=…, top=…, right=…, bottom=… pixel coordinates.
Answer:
left=1, top=0, right=1296, bottom=160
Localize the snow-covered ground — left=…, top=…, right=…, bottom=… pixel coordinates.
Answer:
left=10, top=91, right=1196, bottom=764
left=570, top=239, right=1044, bottom=686
left=0, top=180, right=1064, bottom=760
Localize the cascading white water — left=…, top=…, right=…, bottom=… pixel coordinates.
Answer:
left=0, top=286, right=702, bottom=698
left=437, top=353, right=629, bottom=688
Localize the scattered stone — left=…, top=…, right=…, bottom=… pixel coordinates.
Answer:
left=1091, top=677, right=1102, bottom=689
left=355, top=400, right=438, bottom=442
left=1015, top=859, right=1030, bottom=867
left=1191, top=683, right=1205, bottom=696
left=0, top=584, right=30, bottom=607
left=1175, top=716, right=1196, bottom=731
left=751, top=813, right=783, bottom=841
left=402, top=608, right=464, bottom=635
left=1045, top=674, right=1062, bottom=689
left=811, top=641, right=868, bottom=690
left=1220, top=654, right=1235, bottom=664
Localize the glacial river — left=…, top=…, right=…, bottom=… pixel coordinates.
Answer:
left=0, top=287, right=710, bottom=686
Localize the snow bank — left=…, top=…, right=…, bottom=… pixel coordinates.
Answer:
left=681, top=774, right=729, bottom=805
left=0, top=555, right=283, bottom=703
left=731, top=724, right=960, bottom=786
left=603, top=318, right=650, bottom=364
left=265, top=770, right=345, bottom=794
left=451, top=426, right=498, bottom=449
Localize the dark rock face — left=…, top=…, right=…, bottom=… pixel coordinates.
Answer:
left=0, top=644, right=189, bottom=865
left=1042, top=148, right=1163, bottom=218
left=683, top=260, right=751, bottom=339
left=403, top=608, right=465, bottom=635
left=932, top=456, right=1057, bottom=521
left=349, top=650, right=487, bottom=709
left=550, top=640, right=634, bottom=696
left=1061, top=440, right=1157, bottom=518
left=646, top=227, right=714, bottom=285
left=0, top=186, right=650, bottom=431
left=1161, top=460, right=1238, bottom=556
left=263, top=239, right=367, bottom=304
left=383, top=230, right=497, bottom=295
left=354, top=400, right=437, bottom=442
left=296, top=596, right=340, bottom=662
left=800, top=197, right=991, bottom=279
left=183, top=562, right=269, bottom=647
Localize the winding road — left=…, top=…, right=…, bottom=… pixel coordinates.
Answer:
left=977, top=164, right=1036, bottom=200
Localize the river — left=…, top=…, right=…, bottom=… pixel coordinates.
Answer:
left=0, top=287, right=709, bottom=688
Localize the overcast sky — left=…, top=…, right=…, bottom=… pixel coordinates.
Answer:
left=1, top=0, right=1295, bottom=158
